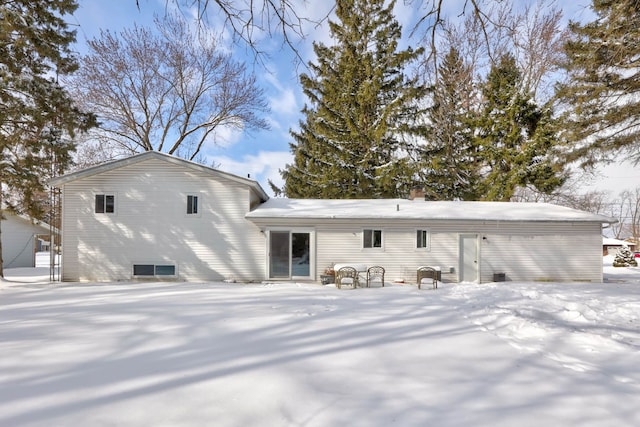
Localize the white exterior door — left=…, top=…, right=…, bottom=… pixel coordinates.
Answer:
left=459, top=234, right=479, bottom=283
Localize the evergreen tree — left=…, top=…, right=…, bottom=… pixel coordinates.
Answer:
left=558, top=0, right=640, bottom=166
left=473, top=54, right=564, bottom=201
left=277, top=0, right=428, bottom=199
left=418, top=47, right=478, bottom=200
left=0, top=0, right=95, bottom=276
left=613, top=246, right=638, bottom=267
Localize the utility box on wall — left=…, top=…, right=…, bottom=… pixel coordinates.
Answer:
left=493, top=273, right=506, bottom=282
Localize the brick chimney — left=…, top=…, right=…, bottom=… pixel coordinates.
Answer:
left=409, top=185, right=426, bottom=200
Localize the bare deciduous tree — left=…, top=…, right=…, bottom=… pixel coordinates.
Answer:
left=149, top=1, right=526, bottom=70
left=617, top=189, right=640, bottom=243
left=426, top=0, right=566, bottom=102
left=67, top=13, right=269, bottom=162
left=608, top=193, right=629, bottom=239
left=150, top=0, right=333, bottom=64
left=410, top=0, right=494, bottom=66
left=560, top=187, right=640, bottom=241
left=629, top=188, right=640, bottom=245
left=512, top=2, right=567, bottom=101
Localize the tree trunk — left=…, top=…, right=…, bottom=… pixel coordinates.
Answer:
left=0, top=196, right=4, bottom=278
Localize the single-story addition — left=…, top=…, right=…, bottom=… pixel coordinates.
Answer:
left=51, top=151, right=616, bottom=284
left=1, top=211, right=50, bottom=269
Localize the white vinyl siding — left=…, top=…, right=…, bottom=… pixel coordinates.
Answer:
left=294, top=219, right=604, bottom=284
left=477, top=223, right=603, bottom=283
left=59, top=157, right=265, bottom=282
left=60, top=188, right=79, bottom=281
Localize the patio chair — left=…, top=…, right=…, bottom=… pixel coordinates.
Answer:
left=366, top=266, right=385, bottom=287
left=336, top=266, right=359, bottom=289
left=417, top=266, right=438, bottom=289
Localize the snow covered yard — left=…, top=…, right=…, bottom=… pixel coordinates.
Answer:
left=1, top=259, right=639, bottom=427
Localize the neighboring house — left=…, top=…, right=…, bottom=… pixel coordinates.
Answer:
left=603, top=237, right=636, bottom=256
left=51, top=151, right=616, bottom=283
left=1, top=211, right=50, bottom=269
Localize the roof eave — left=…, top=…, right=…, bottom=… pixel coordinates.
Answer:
left=50, top=151, right=269, bottom=202
left=246, top=214, right=615, bottom=223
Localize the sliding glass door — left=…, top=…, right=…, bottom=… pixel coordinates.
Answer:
left=269, top=231, right=291, bottom=278
left=269, top=230, right=313, bottom=279
left=291, top=232, right=310, bottom=277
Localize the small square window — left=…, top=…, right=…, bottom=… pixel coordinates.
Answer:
left=363, top=229, right=382, bottom=248
left=95, top=194, right=115, bottom=214
left=187, top=195, right=198, bottom=214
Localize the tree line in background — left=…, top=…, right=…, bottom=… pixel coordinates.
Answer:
left=1, top=0, right=640, bottom=275
left=276, top=0, right=639, bottom=204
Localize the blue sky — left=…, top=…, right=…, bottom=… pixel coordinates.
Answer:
left=69, top=0, right=638, bottom=197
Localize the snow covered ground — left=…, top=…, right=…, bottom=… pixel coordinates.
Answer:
left=1, top=256, right=639, bottom=426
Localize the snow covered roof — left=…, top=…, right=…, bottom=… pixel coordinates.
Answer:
left=1, top=210, right=51, bottom=233
left=50, top=151, right=269, bottom=202
left=246, top=198, right=616, bottom=223
left=603, top=237, right=636, bottom=246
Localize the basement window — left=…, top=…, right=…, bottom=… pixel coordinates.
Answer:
left=133, top=264, right=176, bottom=277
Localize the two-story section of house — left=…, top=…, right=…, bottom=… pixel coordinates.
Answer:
left=50, top=151, right=268, bottom=282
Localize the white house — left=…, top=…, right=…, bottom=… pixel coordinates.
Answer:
left=51, top=151, right=615, bottom=283
left=1, top=211, right=50, bottom=269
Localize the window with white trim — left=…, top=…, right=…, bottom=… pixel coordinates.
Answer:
left=416, top=229, right=430, bottom=250
left=363, top=229, right=382, bottom=248
left=187, top=195, right=199, bottom=215
left=95, top=194, right=115, bottom=214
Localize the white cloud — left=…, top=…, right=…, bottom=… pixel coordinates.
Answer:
left=269, top=87, right=299, bottom=116
left=209, top=124, right=245, bottom=148
left=262, top=70, right=301, bottom=130
left=211, top=150, right=292, bottom=195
